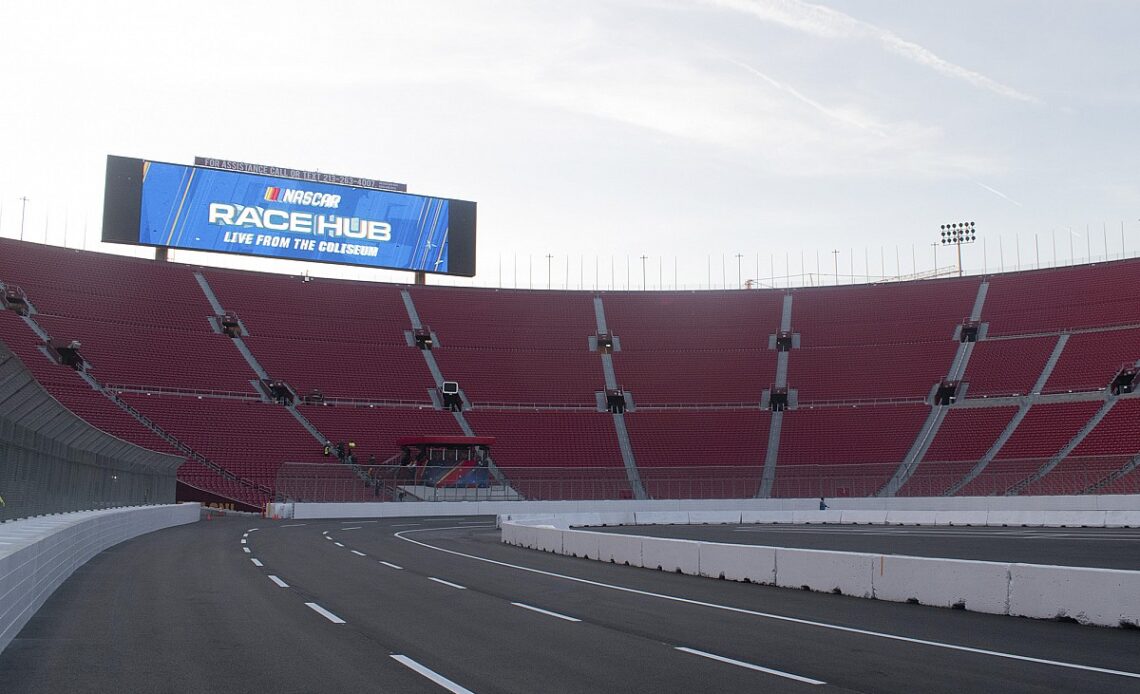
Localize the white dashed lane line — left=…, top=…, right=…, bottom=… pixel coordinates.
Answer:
left=427, top=577, right=467, bottom=590
left=334, top=542, right=345, bottom=547
left=304, top=602, right=346, bottom=624
left=391, top=655, right=475, bottom=694
left=280, top=523, right=307, bottom=528
left=351, top=550, right=367, bottom=557
left=379, top=561, right=404, bottom=570
left=341, top=527, right=362, bottom=531
left=268, top=575, right=289, bottom=588
left=250, top=558, right=263, bottom=567
left=243, top=547, right=251, bottom=554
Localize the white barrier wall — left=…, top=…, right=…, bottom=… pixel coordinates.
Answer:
left=289, top=494, right=1140, bottom=522
left=501, top=517, right=1140, bottom=628
left=0, top=504, right=200, bottom=655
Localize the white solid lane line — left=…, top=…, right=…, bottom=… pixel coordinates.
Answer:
left=351, top=550, right=367, bottom=557
left=268, top=575, right=289, bottom=588
left=341, top=520, right=379, bottom=524
left=395, top=527, right=1140, bottom=682
left=305, top=603, right=346, bottom=624
left=391, top=523, right=421, bottom=527
left=391, top=655, right=475, bottom=694
left=280, top=523, right=307, bottom=528
left=379, top=561, right=404, bottom=570
left=675, top=647, right=825, bottom=685
left=250, top=558, right=263, bottom=567
left=510, top=602, right=581, bottom=622
left=427, top=577, right=467, bottom=590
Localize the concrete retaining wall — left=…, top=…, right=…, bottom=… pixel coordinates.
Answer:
left=289, top=495, right=1140, bottom=525
left=0, top=504, right=200, bottom=655
left=500, top=517, right=1140, bottom=628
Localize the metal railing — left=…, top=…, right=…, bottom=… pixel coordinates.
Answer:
left=272, top=456, right=1140, bottom=503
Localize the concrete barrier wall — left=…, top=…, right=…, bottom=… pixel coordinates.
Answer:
left=0, top=503, right=200, bottom=655
left=291, top=495, right=1140, bottom=525
left=500, top=518, right=1140, bottom=628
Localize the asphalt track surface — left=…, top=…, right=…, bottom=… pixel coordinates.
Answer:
left=591, top=524, right=1140, bottom=570
left=1, top=516, right=1137, bottom=694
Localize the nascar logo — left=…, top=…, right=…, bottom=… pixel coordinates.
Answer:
left=263, top=186, right=342, bottom=209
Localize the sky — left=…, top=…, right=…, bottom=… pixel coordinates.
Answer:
left=1, top=0, right=1138, bottom=290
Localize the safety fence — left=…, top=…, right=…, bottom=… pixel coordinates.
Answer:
left=272, top=456, right=1139, bottom=503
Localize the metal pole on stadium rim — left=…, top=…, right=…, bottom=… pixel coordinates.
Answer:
left=18, top=194, right=28, bottom=240
left=734, top=253, right=743, bottom=289
left=546, top=254, right=553, bottom=289
left=640, top=254, right=648, bottom=290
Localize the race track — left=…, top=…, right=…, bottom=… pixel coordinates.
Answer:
left=1, top=516, right=1137, bottom=693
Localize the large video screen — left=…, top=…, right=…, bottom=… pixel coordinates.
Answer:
left=102, top=156, right=477, bottom=276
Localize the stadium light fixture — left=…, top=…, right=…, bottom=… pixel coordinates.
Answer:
left=939, top=222, right=977, bottom=277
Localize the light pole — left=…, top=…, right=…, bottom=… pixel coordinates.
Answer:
left=939, top=222, right=976, bottom=276
left=18, top=194, right=29, bottom=240
left=640, top=254, right=648, bottom=290
left=734, top=253, right=743, bottom=288
left=545, top=254, right=553, bottom=289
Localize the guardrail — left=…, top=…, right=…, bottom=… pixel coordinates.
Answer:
left=272, top=458, right=1140, bottom=503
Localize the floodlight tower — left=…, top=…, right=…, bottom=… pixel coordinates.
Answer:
left=940, top=222, right=977, bottom=277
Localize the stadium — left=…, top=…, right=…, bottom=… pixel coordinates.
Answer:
left=3, top=3, right=1140, bottom=692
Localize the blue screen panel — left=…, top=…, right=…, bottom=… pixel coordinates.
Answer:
left=138, top=162, right=450, bottom=272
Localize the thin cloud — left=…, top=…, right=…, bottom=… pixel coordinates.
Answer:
left=700, top=0, right=1040, bottom=103
left=972, top=179, right=1024, bottom=207
left=716, top=52, right=890, bottom=138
